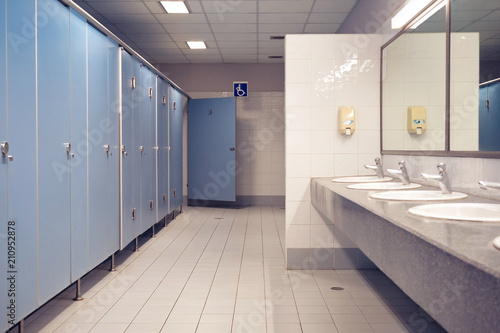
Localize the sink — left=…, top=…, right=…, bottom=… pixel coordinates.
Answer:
left=408, top=203, right=500, bottom=222
left=494, top=236, right=500, bottom=250
left=347, top=182, right=421, bottom=190
left=369, top=190, right=468, bottom=201
left=332, top=176, right=393, bottom=183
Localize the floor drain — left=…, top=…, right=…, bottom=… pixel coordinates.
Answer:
left=330, top=287, right=345, bottom=291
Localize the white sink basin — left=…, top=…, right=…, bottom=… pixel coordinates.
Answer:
left=493, top=236, right=500, bottom=250
left=369, top=190, right=468, bottom=201
left=408, top=203, right=500, bottom=222
left=347, top=182, right=421, bottom=190
left=332, top=176, right=393, bottom=183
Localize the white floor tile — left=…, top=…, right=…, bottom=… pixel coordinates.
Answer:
left=21, top=206, right=445, bottom=333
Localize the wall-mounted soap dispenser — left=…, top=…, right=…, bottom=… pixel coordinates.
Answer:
left=407, top=106, right=426, bottom=135
left=338, top=106, right=355, bottom=135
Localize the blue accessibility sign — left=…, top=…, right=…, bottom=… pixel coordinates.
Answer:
left=233, top=81, right=248, bottom=97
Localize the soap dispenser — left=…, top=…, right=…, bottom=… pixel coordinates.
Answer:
left=338, top=106, right=355, bottom=135
left=407, top=106, right=426, bottom=135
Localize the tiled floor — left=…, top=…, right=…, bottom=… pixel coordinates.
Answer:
left=21, top=206, right=446, bottom=333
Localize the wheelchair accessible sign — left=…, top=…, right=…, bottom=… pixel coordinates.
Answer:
left=233, top=81, right=248, bottom=97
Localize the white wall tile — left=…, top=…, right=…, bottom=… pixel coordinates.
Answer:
left=310, top=131, right=335, bottom=154
left=286, top=82, right=310, bottom=107
left=286, top=154, right=311, bottom=178
left=286, top=106, right=311, bottom=131
left=286, top=225, right=311, bottom=248
left=310, top=154, right=335, bottom=177
left=311, top=225, right=334, bottom=248
left=285, top=177, right=310, bottom=202
left=285, top=35, right=311, bottom=60
left=286, top=130, right=310, bottom=154
left=286, top=59, right=311, bottom=83
left=286, top=200, right=311, bottom=225
left=310, top=34, right=336, bottom=59
left=334, top=153, right=358, bottom=177
left=310, top=107, right=336, bottom=131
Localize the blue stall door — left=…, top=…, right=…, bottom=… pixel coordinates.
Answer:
left=121, top=51, right=142, bottom=247
left=69, top=8, right=89, bottom=282
left=140, top=65, right=157, bottom=232
left=188, top=97, right=236, bottom=203
left=169, top=86, right=184, bottom=210
left=479, top=82, right=500, bottom=151
left=0, top=1, right=8, bottom=330
left=157, top=78, right=169, bottom=220
left=6, top=0, right=38, bottom=325
left=37, top=0, right=71, bottom=304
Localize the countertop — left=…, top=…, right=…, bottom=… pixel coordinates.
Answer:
left=313, top=177, right=500, bottom=279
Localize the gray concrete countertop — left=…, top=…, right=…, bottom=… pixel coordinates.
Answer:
left=313, top=177, right=500, bottom=279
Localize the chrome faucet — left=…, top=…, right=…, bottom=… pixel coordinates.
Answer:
left=421, top=163, right=452, bottom=194
left=386, top=160, right=410, bottom=185
left=364, top=157, right=384, bottom=178
left=478, top=181, right=500, bottom=190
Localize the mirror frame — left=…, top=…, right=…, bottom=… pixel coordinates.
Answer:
left=380, top=0, right=500, bottom=159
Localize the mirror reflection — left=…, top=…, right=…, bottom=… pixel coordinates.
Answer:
left=382, top=4, right=446, bottom=151
left=450, top=0, right=500, bottom=151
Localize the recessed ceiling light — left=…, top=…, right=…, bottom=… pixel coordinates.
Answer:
left=391, top=0, right=436, bottom=29
left=160, top=1, right=189, bottom=14
left=187, top=41, right=206, bottom=49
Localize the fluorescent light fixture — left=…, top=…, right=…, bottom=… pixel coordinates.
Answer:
left=411, top=0, right=446, bottom=29
left=187, top=41, right=206, bottom=49
left=391, top=0, right=434, bottom=29
left=160, top=1, right=189, bottom=13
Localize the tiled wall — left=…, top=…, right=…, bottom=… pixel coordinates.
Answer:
left=382, top=32, right=479, bottom=151
left=285, top=34, right=382, bottom=269
left=185, top=92, right=285, bottom=206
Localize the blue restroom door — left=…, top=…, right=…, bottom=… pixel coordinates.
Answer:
left=0, top=1, right=7, bottom=330
left=6, top=0, right=38, bottom=324
left=188, top=97, right=236, bottom=202
left=169, top=86, right=184, bottom=210
left=36, top=0, right=71, bottom=303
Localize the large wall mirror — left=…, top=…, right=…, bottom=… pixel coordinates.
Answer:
left=382, top=0, right=500, bottom=156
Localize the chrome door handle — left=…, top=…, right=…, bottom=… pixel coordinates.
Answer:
left=230, top=147, right=235, bottom=151
left=1, top=141, right=9, bottom=156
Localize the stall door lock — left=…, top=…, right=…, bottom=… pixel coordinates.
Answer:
left=122, top=145, right=127, bottom=155
left=150, top=200, right=154, bottom=210
left=163, top=194, right=167, bottom=203
left=1, top=141, right=9, bottom=156
left=140, top=146, right=144, bottom=153
left=64, top=142, right=71, bottom=153
left=132, top=208, right=136, bottom=221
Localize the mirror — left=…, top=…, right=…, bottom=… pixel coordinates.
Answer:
left=450, top=0, right=500, bottom=151
left=382, top=3, right=447, bottom=151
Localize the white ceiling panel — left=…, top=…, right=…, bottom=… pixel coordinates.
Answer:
left=259, top=24, right=304, bottom=33
left=182, top=48, right=221, bottom=55
left=201, top=1, right=257, bottom=13
left=155, top=14, right=208, bottom=24
left=163, top=24, right=212, bottom=33
left=169, top=33, right=216, bottom=42
left=312, top=0, right=357, bottom=13
left=126, top=33, right=173, bottom=42
left=214, top=34, right=258, bottom=41
left=219, top=48, right=257, bottom=55
left=259, top=13, right=309, bottom=24
left=185, top=1, right=204, bottom=13
left=450, top=0, right=500, bottom=11
left=211, top=24, right=257, bottom=33
left=217, top=41, right=258, bottom=48
left=134, top=41, right=178, bottom=49
left=304, top=24, right=340, bottom=33
left=144, top=2, right=165, bottom=14
left=115, top=23, right=167, bottom=34
left=104, top=14, right=160, bottom=24
left=259, top=1, right=313, bottom=13
left=450, top=11, right=491, bottom=22
left=207, top=13, right=257, bottom=24
left=259, top=41, right=285, bottom=48
left=144, top=49, right=184, bottom=56
left=85, top=1, right=150, bottom=14
left=308, top=13, right=349, bottom=24
left=481, top=10, right=500, bottom=21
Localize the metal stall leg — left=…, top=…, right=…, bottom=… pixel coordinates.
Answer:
left=109, top=253, right=116, bottom=272
left=152, top=224, right=156, bottom=238
left=164, top=216, right=167, bottom=228
left=134, top=237, right=139, bottom=252
left=17, top=319, right=24, bottom=333
left=74, top=279, right=83, bottom=301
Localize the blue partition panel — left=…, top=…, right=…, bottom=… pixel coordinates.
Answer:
left=105, top=37, right=120, bottom=253
left=69, top=8, right=89, bottom=281
left=157, top=78, right=169, bottom=220
left=6, top=0, right=38, bottom=324
left=140, top=66, right=157, bottom=231
left=0, top=1, right=8, bottom=330
left=169, top=86, right=184, bottom=210
left=479, top=82, right=500, bottom=151
left=120, top=51, right=142, bottom=247
left=36, top=0, right=71, bottom=304
left=87, top=29, right=119, bottom=269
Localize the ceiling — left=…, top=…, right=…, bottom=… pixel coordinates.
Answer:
left=73, top=0, right=359, bottom=64
left=73, top=0, right=500, bottom=65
